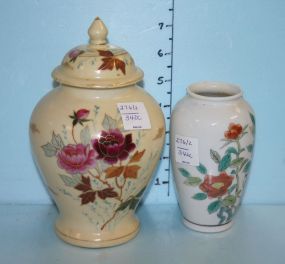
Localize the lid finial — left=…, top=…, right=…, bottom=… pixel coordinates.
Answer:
left=88, top=17, right=108, bottom=45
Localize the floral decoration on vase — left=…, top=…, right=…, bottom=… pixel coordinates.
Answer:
left=178, top=113, right=255, bottom=224
left=41, top=107, right=147, bottom=230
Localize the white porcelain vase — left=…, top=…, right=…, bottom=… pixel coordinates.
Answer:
left=170, top=81, right=255, bottom=232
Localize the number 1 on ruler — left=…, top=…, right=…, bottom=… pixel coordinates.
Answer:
left=156, top=0, right=175, bottom=196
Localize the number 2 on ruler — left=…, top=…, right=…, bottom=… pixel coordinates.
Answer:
left=155, top=0, right=175, bottom=196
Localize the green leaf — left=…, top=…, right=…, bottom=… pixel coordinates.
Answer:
left=207, top=200, right=221, bottom=214
left=196, top=163, right=207, bottom=175
left=116, top=200, right=132, bottom=212
left=230, top=157, right=244, bottom=168
left=80, top=126, right=91, bottom=145
left=220, top=140, right=233, bottom=149
left=240, top=158, right=249, bottom=171
left=135, top=186, right=146, bottom=198
left=41, top=143, right=58, bottom=157
left=218, top=154, right=231, bottom=172
left=247, top=144, right=254, bottom=153
left=228, top=184, right=237, bottom=194
left=129, top=198, right=140, bottom=210
left=178, top=168, right=191, bottom=177
left=192, top=193, right=207, bottom=200
left=212, top=182, right=225, bottom=189
left=51, top=132, right=64, bottom=149
left=226, top=147, right=238, bottom=155
left=222, top=195, right=236, bottom=207
left=102, top=114, right=117, bottom=130
left=59, top=174, right=81, bottom=187
left=239, top=148, right=245, bottom=154
left=243, top=124, right=249, bottom=132
left=243, top=161, right=251, bottom=173
left=249, top=112, right=255, bottom=126
left=184, top=177, right=202, bottom=187
left=210, top=149, right=221, bottom=164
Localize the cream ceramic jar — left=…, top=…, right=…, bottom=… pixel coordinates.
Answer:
left=171, top=82, right=255, bottom=232
left=30, top=18, right=165, bottom=247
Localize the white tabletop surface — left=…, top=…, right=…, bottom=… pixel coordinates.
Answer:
left=0, top=204, right=284, bottom=264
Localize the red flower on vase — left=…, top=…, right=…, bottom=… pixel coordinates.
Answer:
left=57, top=144, right=96, bottom=174
left=68, top=48, right=84, bottom=63
left=199, top=172, right=234, bottom=198
left=69, top=109, right=90, bottom=126
left=224, top=123, right=243, bottom=140
left=92, top=129, right=136, bottom=165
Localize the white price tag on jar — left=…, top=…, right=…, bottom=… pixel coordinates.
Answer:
left=117, top=102, right=151, bottom=130
left=175, top=134, right=199, bottom=166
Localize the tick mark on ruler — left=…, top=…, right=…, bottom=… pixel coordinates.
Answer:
left=156, top=0, right=175, bottom=197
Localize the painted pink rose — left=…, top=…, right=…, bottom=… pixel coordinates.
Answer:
left=92, top=129, right=136, bottom=165
left=69, top=108, right=90, bottom=126
left=76, top=109, right=89, bottom=120
left=68, top=49, right=84, bottom=62
left=57, top=144, right=96, bottom=174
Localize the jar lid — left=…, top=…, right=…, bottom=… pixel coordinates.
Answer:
left=52, top=17, right=143, bottom=88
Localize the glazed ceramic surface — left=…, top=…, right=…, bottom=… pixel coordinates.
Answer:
left=30, top=18, right=165, bottom=247
left=170, top=82, right=255, bottom=232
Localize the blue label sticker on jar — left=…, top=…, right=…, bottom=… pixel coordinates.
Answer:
left=117, top=102, right=151, bottom=130
left=175, top=134, right=199, bottom=166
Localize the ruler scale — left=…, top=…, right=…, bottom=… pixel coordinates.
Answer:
left=154, top=0, right=175, bottom=197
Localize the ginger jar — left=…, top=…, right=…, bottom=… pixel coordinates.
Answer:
left=30, top=17, right=165, bottom=247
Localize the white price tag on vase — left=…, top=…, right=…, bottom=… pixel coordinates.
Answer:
left=175, top=134, right=199, bottom=166
left=117, top=102, right=151, bottom=130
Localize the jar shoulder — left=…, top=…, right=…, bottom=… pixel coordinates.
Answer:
left=30, top=85, right=165, bottom=135
left=31, top=85, right=163, bottom=119
left=172, top=96, right=254, bottom=116
left=171, top=96, right=255, bottom=130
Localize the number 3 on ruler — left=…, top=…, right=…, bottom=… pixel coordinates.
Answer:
left=155, top=0, right=175, bottom=197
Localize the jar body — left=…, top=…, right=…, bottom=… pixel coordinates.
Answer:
left=30, top=84, right=165, bottom=247
left=170, top=82, right=255, bottom=232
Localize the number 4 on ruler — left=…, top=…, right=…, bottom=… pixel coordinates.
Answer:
left=155, top=0, right=175, bottom=196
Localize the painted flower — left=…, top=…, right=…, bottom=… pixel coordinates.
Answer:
left=69, top=109, right=90, bottom=126
left=199, top=172, right=234, bottom=198
left=68, top=48, right=84, bottom=63
left=76, top=109, right=89, bottom=120
left=57, top=144, right=96, bottom=174
left=224, top=123, right=243, bottom=140
left=92, top=129, right=136, bottom=164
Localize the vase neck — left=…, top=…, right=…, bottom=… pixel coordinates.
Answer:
left=187, top=81, right=242, bottom=102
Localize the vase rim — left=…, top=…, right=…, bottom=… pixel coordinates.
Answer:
left=187, top=81, right=243, bottom=101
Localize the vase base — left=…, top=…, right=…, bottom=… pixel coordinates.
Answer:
left=182, top=218, right=233, bottom=233
left=55, top=220, right=140, bottom=248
